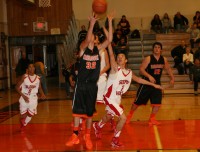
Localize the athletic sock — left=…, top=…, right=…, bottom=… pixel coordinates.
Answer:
left=98, top=120, right=106, bottom=128
left=73, top=127, right=79, bottom=136
left=150, top=113, right=156, bottom=119
left=85, top=129, right=91, bottom=134
left=114, top=129, right=121, bottom=137
left=24, top=116, right=32, bottom=126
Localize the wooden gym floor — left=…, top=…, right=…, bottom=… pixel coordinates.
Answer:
left=0, top=78, right=200, bottom=152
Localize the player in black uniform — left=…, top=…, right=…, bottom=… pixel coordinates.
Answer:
left=126, top=42, right=174, bottom=125
left=65, top=13, right=113, bottom=150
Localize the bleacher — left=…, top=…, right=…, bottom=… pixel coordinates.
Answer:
left=127, top=31, right=194, bottom=94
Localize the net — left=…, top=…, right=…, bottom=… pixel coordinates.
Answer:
left=39, top=0, right=51, bottom=7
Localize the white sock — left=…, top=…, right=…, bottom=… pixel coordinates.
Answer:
left=98, top=120, right=105, bottom=128
left=24, top=116, right=32, bottom=126
left=114, top=129, right=121, bottom=137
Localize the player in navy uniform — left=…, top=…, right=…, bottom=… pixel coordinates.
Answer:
left=126, top=42, right=174, bottom=125
left=65, top=13, right=113, bottom=150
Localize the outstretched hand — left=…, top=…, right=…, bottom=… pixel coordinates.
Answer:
left=107, top=11, right=115, bottom=21
left=88, top=12, right=99, bottom=25
left=153, top=84, right=164, bottom=90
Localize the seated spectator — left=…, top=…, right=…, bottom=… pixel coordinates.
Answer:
left=112, top=24, right=123, bottom=46
left=190, top=58, right=200, bottom=95
left=174, top=12, right=189, bottom=32
left=115, top=36, right=128, bottom=56
left=118, top=15, right=131, bottom=36
left=194, top=39, right=200, bottom=60
left=183, top=45, right=194, bottom=75
left=186, top=23, right=200, bottom=48
left=117, top=36, right=127, bottom=49
left=171, top=40, right=186, bottom=74
left=193, top=11, right=200, bottom=29
left=151, top=14, right=162, bottom=33
left=162, top=13, right=173, bottom=33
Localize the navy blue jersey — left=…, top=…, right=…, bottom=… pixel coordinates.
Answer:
left=77, top=46, right=100, bottom=83
left=144, top=55, right=165, bottom=84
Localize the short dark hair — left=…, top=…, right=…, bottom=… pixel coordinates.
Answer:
left=116, top=50, right=128, bottom=59
left=153, top=42, right=162, bottom=50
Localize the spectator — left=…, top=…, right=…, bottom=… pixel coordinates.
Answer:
left=69, top=52, right=80, bottom=94
left=174, top=12, right=189, bottom=32
left=62, top=64, right=71, bottom=98
left=194, top=39, right=200, bottom=60
left=77, top=25, right=87, bottom=50
left=118, top=15, right=131, bottom=36
left=186, top=23, right=200, bottom=48
left=190, top=58, right=200, bottom=95
left=151, top=14, right=162, bottom=33
left=193, top=11, right=200, bottom=28
left=15, top=50, right=30, bottom=83
left=162, top=13, right=173, bottom=33
left=35, top=57, right=48, bottom=95
left=112, top=24, right=122, bottom=46
left=171, top=40, right=186, bottom=74
left=183, top=45, right=194, bottom=75
left=78, top=25, right=87, bottom=43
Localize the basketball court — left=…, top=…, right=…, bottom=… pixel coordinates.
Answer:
left=0, top=82, right=200, bottom=152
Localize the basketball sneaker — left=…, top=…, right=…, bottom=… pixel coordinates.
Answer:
left=111, top=137, right=123, bottom=147
left=84, top=134, right=93, bottom=150
left=65, top=133, right=80, bottom=147
left=148, top=118, right=161, bottom=126
left=93, top=122, right=102, bottom=139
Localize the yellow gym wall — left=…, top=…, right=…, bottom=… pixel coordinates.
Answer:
left=73, top=0, right=200, bottom=30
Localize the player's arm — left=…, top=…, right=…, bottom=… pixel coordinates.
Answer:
left=15, top=74, right=29, bottom=102
left=79, top=13, right=98, bottom=57
left=139, top=56, right=156, bottom=83
left=100, top=50, right=110, bottom=75
left=38, top=82, right=46, bottom=99
left=104, top=27, right=118, bottom=73
left=164, top=57, right=175, bottom=86
left=132, top=72, right=163, bottom=90
left=98, top=13, right=113, bottom=51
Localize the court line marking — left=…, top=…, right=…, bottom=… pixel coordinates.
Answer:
left=153, top=125, right=163, bottom=152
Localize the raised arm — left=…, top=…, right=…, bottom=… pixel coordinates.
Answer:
left=98, top=13, right=114, bottom=51
left=79, top=14, right=98, bottom=57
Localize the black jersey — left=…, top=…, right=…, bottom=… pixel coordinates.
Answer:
left=144, top=54, right=165, bottom=85
left=77, top=46, right=100, bottom=83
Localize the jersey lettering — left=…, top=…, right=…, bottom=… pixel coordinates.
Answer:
left=86, top=61, right=96, bottom=69
left=154, top=69, right=161, bottom=75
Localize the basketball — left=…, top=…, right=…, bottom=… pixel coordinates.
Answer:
left=92, top=0, right=107, bottom=14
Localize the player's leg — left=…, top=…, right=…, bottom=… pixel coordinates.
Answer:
left=93, top=111, right=113, bottom=139
left=84, top=117, right=93, bottom=150
left=66, top=116, right=80, bottom=146
left=111, top=112, right=126, bottom=147
left=126, top=103, right=138, bottom=124
left=149, top=105, right=161, bottom=125
left=126, top=85, right=150, bottom=124
left=149, top=89, right=162, bottom=125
